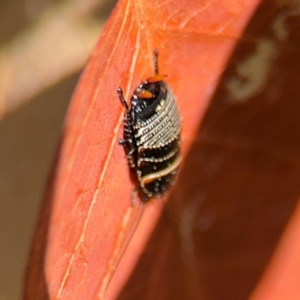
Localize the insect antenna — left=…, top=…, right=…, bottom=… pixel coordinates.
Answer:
left=117, top=87, right=129, bottom=110
left=145, top=50, right=167, bottom=84
left=153, top=49, right=159, bottom=75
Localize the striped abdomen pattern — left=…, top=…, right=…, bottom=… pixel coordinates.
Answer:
left=118, top=78, right=181, bottom=202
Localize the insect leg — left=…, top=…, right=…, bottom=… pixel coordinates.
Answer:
left=118, top=139, right=127, bottom=146
left=118, top=137, right=134, bottom=148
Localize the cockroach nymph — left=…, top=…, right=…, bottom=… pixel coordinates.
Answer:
left=117, top=50, right=182, bottom=201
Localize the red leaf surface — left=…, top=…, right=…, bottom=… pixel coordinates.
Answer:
left=25, top=0, right=300, bottom=299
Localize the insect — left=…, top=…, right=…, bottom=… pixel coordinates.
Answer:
left=117, top=50, right=182, bottom=201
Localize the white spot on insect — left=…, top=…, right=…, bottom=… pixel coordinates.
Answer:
left=155, top=99, right=166, bottom=113
left=155, top=105, right=162, bottom=112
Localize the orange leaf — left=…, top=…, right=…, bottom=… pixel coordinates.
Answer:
left=23, top=0, right=264, bottom=299
left=116, top=1, right=300, bottom=300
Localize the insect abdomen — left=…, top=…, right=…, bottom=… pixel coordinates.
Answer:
left=134, top=87, right=181, bottom=198
left=117, top=50, right=182, bottom=201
